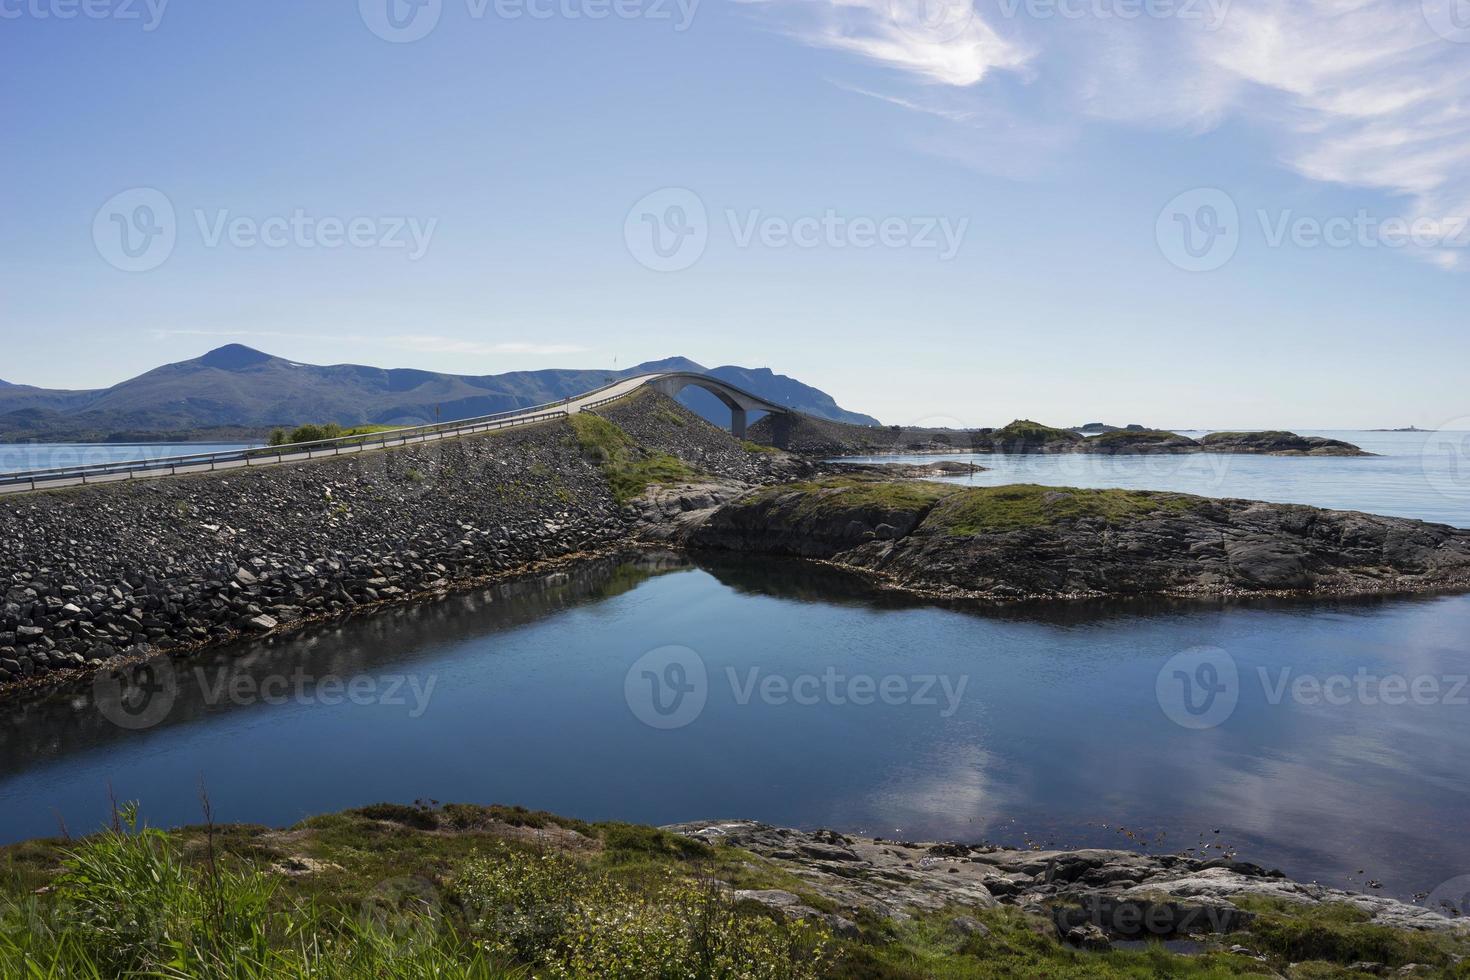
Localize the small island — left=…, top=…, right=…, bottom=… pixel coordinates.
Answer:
left=746, top=415, right=1375, bottom=457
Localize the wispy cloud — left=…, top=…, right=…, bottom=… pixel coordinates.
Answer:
left=746, top=0, right=1031, bottom=86
left=150, top=329, right=591, bottom=357
left=752, top=0, right=1470, bottom=268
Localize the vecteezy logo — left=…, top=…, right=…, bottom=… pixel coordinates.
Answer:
left=1156, top=188, right=1239, bottom=272
left=1421, top=418, right=1470, bottom=501
left=624, top=645, right=707, bottom=729
left=360, top=876, right=442, bottom=938
left=1426, top=874, right=1470, bottom=918
left=889, top=0, right=975, bottom=43
left=1422, top=0, right=1470, bottom=43
left=1156, top=646, right=1238, bottom=730
left=94, top=657, right=178, bottom=730
left=359, top=0, right=443, bottom=42
left=93, top=188, right=176, bottom=272
left=623, top=188, right=708, bottom=272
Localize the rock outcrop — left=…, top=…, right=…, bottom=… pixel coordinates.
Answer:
left=685, top=478, right=1470, bottom=601
left=0, top=392, right=796, bottom=699
left=748, top=415, right=1374, bottom=457
left=666, top=821, right=1468, bottom=940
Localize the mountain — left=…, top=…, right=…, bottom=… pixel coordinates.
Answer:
left=0, top=345, right=879, bottom=441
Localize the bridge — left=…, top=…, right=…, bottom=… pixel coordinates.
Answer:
left=0, top=372, right=794, bottom=496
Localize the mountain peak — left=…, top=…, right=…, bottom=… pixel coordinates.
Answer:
left=196, top=344, right=276, bottom=371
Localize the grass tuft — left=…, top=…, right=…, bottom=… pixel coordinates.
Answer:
left=926, top=484, right=1197, bottom=535
left=569, top=413, right=700, bottom=504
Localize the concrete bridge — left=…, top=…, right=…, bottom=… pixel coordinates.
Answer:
left=0, top=372, right=795, bottom=495
left=639, top=372, right=788, bottom=440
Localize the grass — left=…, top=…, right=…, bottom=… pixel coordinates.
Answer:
left=925, top=484, right=1199, bottom=535
left=737, top=479, right=1199, bottom=537
left=741, top=439, right=781, bottom=454
left=832, top=907, right=1275, bottom=979
left=2, top=801, right=1466, bottom=979
left=1224, top=896, right=1466, bottom=970
left=1090, top=429, right=1189, bottom=444
left=744, top=476, right=961, bottom=518
left=986, top=419, right=1080, bottom=443
left=268, top=423, right=402, bottom=447
left=568, top=412, right=700, bottom=504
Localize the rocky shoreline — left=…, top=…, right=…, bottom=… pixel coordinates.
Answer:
left=0, top=392, right=1458, bottom=702
left=749, top=414, right=1373, bottom=457
left=5, top=799, right=1467, bottom=977
left=0, top=391, right=800, bottom=701
left=665, top=820, right=1470, bottom=943
left=680, top=477, right=1470, bottom=602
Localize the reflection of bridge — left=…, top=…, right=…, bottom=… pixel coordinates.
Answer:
left=0, top=372, right=795, bottom=495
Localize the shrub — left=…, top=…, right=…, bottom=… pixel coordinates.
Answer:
left=452, top=850, right=827, bottom=979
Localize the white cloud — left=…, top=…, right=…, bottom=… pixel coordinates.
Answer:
left=747, top=0, right=1031, bottom=86
left=753, top=0, right=1470, bottom=268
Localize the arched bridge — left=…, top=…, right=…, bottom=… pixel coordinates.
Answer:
left=0, top=372, right=796, bottom=495
left=637, top=372, right=789, bottom=439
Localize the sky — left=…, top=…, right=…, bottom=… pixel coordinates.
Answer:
left=2, top=0, right=1468, bottom=428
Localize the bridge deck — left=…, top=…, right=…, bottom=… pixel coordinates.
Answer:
left=0, top=373, right=788, bottom=496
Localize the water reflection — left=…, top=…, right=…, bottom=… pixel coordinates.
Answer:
left=0, top=552, right=1465, bottom=906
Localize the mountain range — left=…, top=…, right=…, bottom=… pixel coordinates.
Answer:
left=0, top=345, right=879, bottom=442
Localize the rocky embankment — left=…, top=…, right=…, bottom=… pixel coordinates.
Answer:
left=667, top=821, right=1468, bottom=945
left=0, top=391, right=799, bottom=698
left=684, top=477, right=1470, bottom=601
left=749, top=414, right=1372, bottom=457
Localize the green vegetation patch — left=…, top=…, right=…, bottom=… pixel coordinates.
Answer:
left=926, top=484, right=1198, bottom=535
left=837, top=906, right=1274, bottom=979
left=569, top=412, right=701, bottom=504
left=1200, top=431, right=1294, bottom=444
left=741, top=439, right=781, bottom=454
left=268, top=423, right=400, bottom=446
left=745, top=476, right=961, bottom=518
left=987, top=419, right=1081, bottom=443
left=1091, top=429, right=1190, bottom=444
left=1225, top=896, right=1464, bottom=970
left=3, top=801, right=1468, bottom=979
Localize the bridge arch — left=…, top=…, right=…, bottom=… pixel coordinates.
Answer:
left=644, top=372, right=788, bottom=439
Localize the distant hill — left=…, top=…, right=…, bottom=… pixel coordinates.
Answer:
left=0, top=345, right=879, bottom=441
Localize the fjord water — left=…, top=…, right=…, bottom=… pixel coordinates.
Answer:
left=1, top=555, right=1468, bottom=902
left=840, top=429, right=1470, bottom=527
left=1, top=432, right=1468, bottom=904
left=0, top=443, right=256, bottom=475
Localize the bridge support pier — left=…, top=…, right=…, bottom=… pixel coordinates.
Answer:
left=730, top=408, right=747, bottom=440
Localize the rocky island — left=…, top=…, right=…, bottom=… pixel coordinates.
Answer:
left=748, top=414, right=1374, bottom=457
left=681, top=475, right=1470, bottom=601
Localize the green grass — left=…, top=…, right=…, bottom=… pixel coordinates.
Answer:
left=1090, top=429, right=1188, bottom=444
left=268, top=423, right=402, bottom=447
left=925, top=484, right=1199, bottom=535
left=1224, top=896, right=1465, bottom=970
left=834, top=907, right=1275, bottom=979
left=568, top=412, right=701, bottom=504
left=986, top=419, right=1080, bottom=443
left=745, top=476, right=961, bottom=518
left=3, top=801, right=1467, bottom=979
left=1200, top=431, right=1296, bottom=442
left=741, top=439, right=781, bottom=454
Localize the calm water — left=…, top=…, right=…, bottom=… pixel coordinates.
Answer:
left=840, top=430, right=1470, bottom=527
left=0, top=553, right=1467, bottom=903
left=1, top=429, right=1468, bottom=905
left=0, top=443, right=257, bottom=474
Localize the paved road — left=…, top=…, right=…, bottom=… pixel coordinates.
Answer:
left=0, top=373, right=748, bottom=496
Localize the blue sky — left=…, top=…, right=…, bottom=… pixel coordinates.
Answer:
left=2, top=0, right=1468, bottom=428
